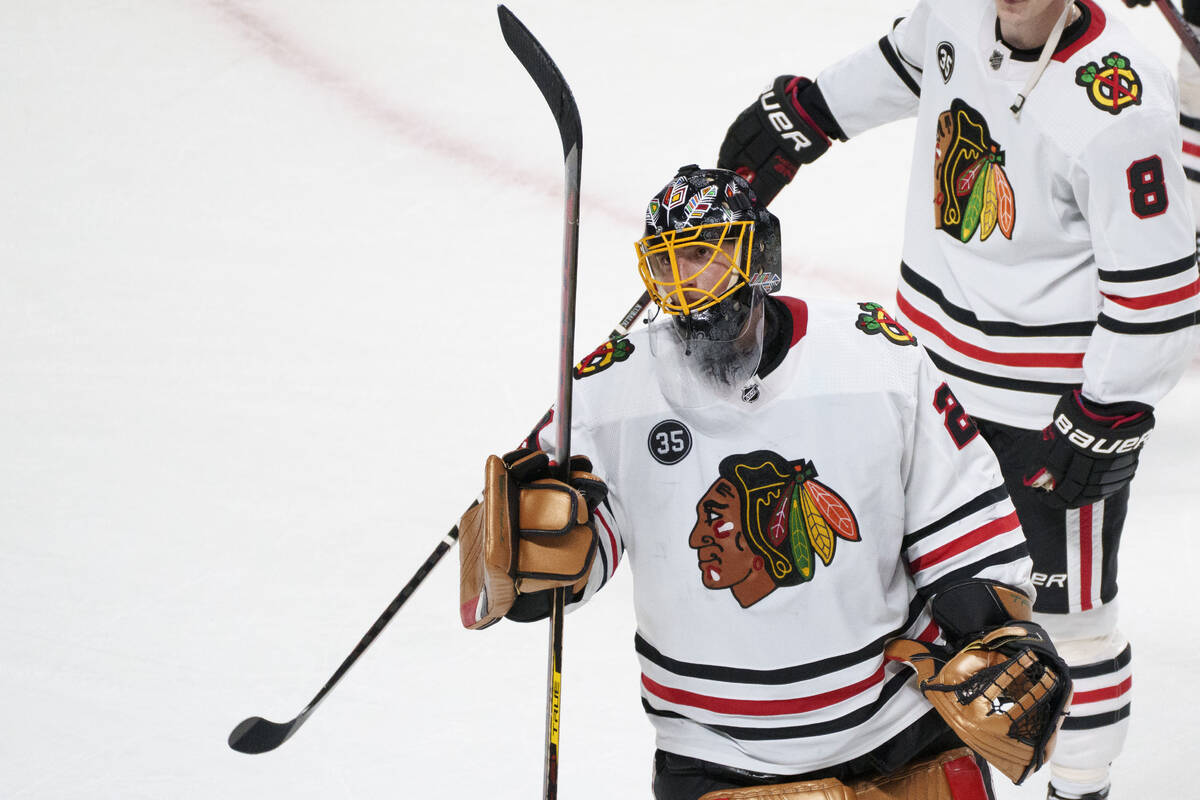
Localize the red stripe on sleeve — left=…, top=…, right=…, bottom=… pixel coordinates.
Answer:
left=1103, top=276, right=1200, bottom=310
left=909, top=511, right=1021, bottom=573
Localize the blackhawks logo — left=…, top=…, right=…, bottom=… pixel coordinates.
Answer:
left=934, top=99, right=1015, bottom=243
left=689, top=450, right=860, bottom=608
left=1075, top=52, right=1142, bottom=115
left=856, top=302, right=916, bottom=346
left=573, top=336, right=634, bottom=379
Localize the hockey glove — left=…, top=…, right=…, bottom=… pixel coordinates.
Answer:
left=458, top=448, right=606, bottom=630
left=885, top=621, right=1072, bottom=785
left=1023, top=390, right=1154, bottom=510
left=717, top=75, right=832, bottom=206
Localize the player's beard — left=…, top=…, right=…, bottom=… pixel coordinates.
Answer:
left=648, top=289, right=765, bottom=415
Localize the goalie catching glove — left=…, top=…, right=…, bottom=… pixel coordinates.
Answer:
left=458, top=448, right=607, bottom=630
left=885, top=621, right=1072, bottom=785
left=1024, top=389, right=1155, bottom=509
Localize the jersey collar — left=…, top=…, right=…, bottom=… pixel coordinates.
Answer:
left=994, top=0, right=1104, bottom=64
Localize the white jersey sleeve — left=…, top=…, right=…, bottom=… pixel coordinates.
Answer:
left=901, top=355, right=1035, bottom=601
left=814, top=3, right=928, bottom=138
left=1071, top=109, right=1200, bottom=407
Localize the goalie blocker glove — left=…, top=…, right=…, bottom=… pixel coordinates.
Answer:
left=1023, top=390, right=1155, bottom=510
left=885, top=620, right=1072, bottom=785
left=458, top=448, right=606, bottom=630
left=717, top=76, right=839, bottom=205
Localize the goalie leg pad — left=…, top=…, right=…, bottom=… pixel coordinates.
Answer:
left=851, top=747, right=990, bottom=800
left=696, top=748, right=989, bottom=800
left=697, top=777, right=854, bottom=800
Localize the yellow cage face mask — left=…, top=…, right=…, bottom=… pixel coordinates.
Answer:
left=635, top=221, right=755, bottom=316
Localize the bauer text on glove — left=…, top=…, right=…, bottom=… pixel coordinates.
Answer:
left=1023, top=390, right=1154, bottom=509
left=717, top=76, right=840, bottom=206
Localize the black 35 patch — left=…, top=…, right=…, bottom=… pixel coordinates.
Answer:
left=937, top=42, right=955, bottom=83
left=648, top=419, right=692, bottom=465
left=855, top=302, right=916, bottom=346
left=573, top=336, right=634, bottom=379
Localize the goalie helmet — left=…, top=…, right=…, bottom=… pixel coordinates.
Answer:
left=636, top=164, right=782, bottom=318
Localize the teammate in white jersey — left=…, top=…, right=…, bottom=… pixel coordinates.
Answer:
left=458, top=166, right=1072, bottom=800
left=1124, top=0, right=1200, bottom=241
left=716, top=2, right=1200, bottom=799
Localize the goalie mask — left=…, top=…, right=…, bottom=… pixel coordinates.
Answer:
left=636, top=166, right=781, bottom=409
left=636, top=165, right=782, bottom=316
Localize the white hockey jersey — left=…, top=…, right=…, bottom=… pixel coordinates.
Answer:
left=525, top=297, right=1033, bottom=775
left=816, top=0, right=1200, bottom=429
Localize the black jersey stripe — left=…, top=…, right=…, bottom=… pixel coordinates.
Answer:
left=1186, top=166, right=1200, bottom=183
left=642, top=670, right=914, bottom=740
left=1097, top=254, right=1196, bottom=284
left=1182, top=112, right=1200, bottom=132
left=901, top=264, right=1095, bottom=337
left=634, top=598, right=926, bottom=686
left=878, top=37, right=921, bottom=97
left=902, top=485, right=1010, bottom=550
left=1060, top=703, right=1131, bottom=730
left=1069, top=644, right=1132, bottom=680
left=1097, top=311, right=1198, bottom=335
left=918, top=544, right=1031, bottom=598
left=925, top=350, right=1078, bottom=396
left=890, top=18, right=923, bottom=72
left=593, top=532, right=610, bottom=591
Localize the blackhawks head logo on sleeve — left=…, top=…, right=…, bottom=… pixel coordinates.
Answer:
left=689, top=450, right=859, bottom=608
left=933, top=99, right=1015, bottom=243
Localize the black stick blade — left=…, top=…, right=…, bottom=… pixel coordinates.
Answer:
left=228, top=715, right=299, bottom=754
left=496, top=5, right=581, bottom=158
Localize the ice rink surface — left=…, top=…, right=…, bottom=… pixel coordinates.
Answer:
left=2, top=1, right=1198, bottom=797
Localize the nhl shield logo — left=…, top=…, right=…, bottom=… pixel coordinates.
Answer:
left=937, top=42, right=955, bottom=83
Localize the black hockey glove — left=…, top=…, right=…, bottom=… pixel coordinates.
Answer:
left=717, top=75, right=833, bottom=206
left=1023, top=390, right=1154, bottom=510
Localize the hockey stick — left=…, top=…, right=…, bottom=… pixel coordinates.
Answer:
left=227, top=524, right=465, bottom=754
left=226, top=286, right=651, bottom=756
left=496, top=7, right=584, bottom=799
left=229, top=2, right=636, bottom=757
left=1154, top=0, right=1200, bottom=67
left=226, top=287, right=652, bottom=756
